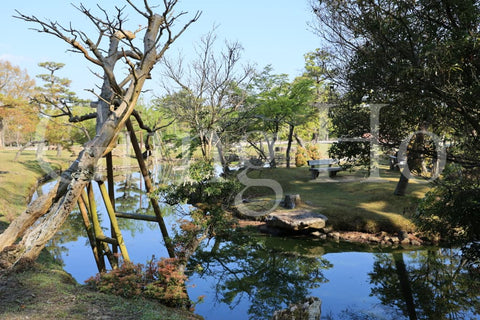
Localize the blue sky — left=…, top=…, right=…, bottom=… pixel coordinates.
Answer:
left=0, top=1, right=322, bottom=100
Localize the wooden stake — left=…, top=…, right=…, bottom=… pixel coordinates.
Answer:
left=86, top=185, right=118, bottom=269
left=125, top=119, right=175, bottom=258
left=98, top=181, right=130, bottom=262
left=77, top=196, right=104, bottom=272
left=106, top=152, right=118, bottom=255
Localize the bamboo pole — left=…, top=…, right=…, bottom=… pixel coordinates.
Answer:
left=115, top=212, right=159, bottom=222
left=77, top=196, right=104, bottom=272
left=98, top=181, right=130, bottom=262
left=106, top=152, right=118, bottom=255
left=125, top=119, right=175, bottom=258
left=85, top=185, right=117, bottom=269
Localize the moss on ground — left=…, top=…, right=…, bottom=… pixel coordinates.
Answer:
left=0, top=255, right=201, bottom=320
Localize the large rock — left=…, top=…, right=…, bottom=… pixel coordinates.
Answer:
left=266, top=210, right=328, bottom=231
left=272, top=297, right=322, bottom=320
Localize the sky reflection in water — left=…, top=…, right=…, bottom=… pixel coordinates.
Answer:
left=42, top=172, right=479, bottom=320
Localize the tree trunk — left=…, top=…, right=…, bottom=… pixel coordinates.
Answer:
left=294, top=132, right=304, bottom=148
left=56, top=143, right=62, bottom=157
left=394, top=171, right=409, bottom=196
left=36, top=141, right=45, bottom=160
left=268, top=124, right=279, bottom=168
left=393, top=253, right=418, bottom=320
left=0, top=119, right=4, bottom=148
left=285, top=124, right=295, bottom=168
left=215, top=138, right=229, bottom=174
left=0, top=11, right=170, bottom=269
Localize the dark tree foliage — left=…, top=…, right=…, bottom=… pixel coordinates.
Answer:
left=313, top=0, right=480, bottom=163
left=417, top=164, right=480, bottom=244
left=311, top=0, right=480, bottom=245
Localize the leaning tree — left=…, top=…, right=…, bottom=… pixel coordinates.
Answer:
left=0, top=1, right=199, bottom=269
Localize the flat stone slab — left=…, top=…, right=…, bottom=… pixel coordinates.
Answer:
left=266, top=210, right=328, bottom=231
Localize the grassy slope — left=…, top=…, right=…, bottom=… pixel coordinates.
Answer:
left=0, top=252, right=199, bottom=320
left=245, top=165, right=431, bottom=233
left=0, top=149, right=200, bottom=320
left=0, top=149, right=76, bottom=224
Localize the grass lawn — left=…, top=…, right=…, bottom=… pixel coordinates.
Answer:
left=0, top=149, right=76, bottom=226
left=0, top=250, right=199, bottom=320
left=244, top=164, right=431, bottom=234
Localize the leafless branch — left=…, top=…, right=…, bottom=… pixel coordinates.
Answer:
left=14, top=10, right=102, bottom=66
left=131, top=109, right=174, bottom=133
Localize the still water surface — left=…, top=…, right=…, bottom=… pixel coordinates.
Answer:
left=38, top=172, right=479, bottom=320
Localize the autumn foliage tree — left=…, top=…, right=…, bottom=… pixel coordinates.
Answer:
left=0, top=1, right=199, bottom=269
left=0, top=60, right=37, bottom=148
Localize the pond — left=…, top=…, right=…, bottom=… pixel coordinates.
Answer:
left=38, top=171, right=479, bottom=320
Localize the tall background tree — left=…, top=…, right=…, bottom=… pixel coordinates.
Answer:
left=310, top=0, right=480, bottom=244
left=0, top=60, right=36, bottom=148
left=159, top=29, right=253, bottom=172
left=32, top=61, right=93, bottom=157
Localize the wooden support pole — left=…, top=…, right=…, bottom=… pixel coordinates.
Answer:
left=85, top=185, right=118, bottom=269
left=87, top=185, right=103, bottom=245
left=77, top=195, right=104, bottom=272
left=96, top=235, right=119, bottom=245
left=105, top=152, right=118, bottom=255
left=98, top=181, right=130, bottom=262
left=115, top=212, right=159, bottom=222
left=125, top=119, right=175, bottom=258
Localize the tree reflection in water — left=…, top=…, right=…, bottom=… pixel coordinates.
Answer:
left=42, top=170, right=479, bottom=320
left=188, top=231, right=332, bottom=320
left=369, top=249, right=480, bottom=320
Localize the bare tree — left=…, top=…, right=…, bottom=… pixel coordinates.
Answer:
left=160, top=29, right=253, bottom=171
left=0, top=1, right=199, bottom=269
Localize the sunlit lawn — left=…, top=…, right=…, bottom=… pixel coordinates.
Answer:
left=0, top=149, right=75, bottom=225
left=244, top=164, right=431, bottom=233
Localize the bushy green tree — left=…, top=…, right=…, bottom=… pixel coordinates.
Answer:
left=311, top=0, right=480, bottom=226
left=416, top=164, right=480, bottom=244
left=247, top=66, right=316, bottom=167
left=156, top=160, right=242, bottom=264
left=33, top=61, right=93, bottom=154
left=311, top=0, right=480, bottom=169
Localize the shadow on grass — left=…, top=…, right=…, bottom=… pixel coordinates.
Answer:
left=19, top=160, right=61, bottom=177
left=0, top=220, right=9, bottom=233
left=243, top=166, right=430, bottom=234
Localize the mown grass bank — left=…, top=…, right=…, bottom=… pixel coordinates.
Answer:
left=0, top=251, right=200, bottom=320
left=0, top=149, right=75, bottom=226
left=244, top=165, right=431, bottom=234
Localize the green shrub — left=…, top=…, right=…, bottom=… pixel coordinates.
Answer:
left=416, top=164, right=480, bottom=245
